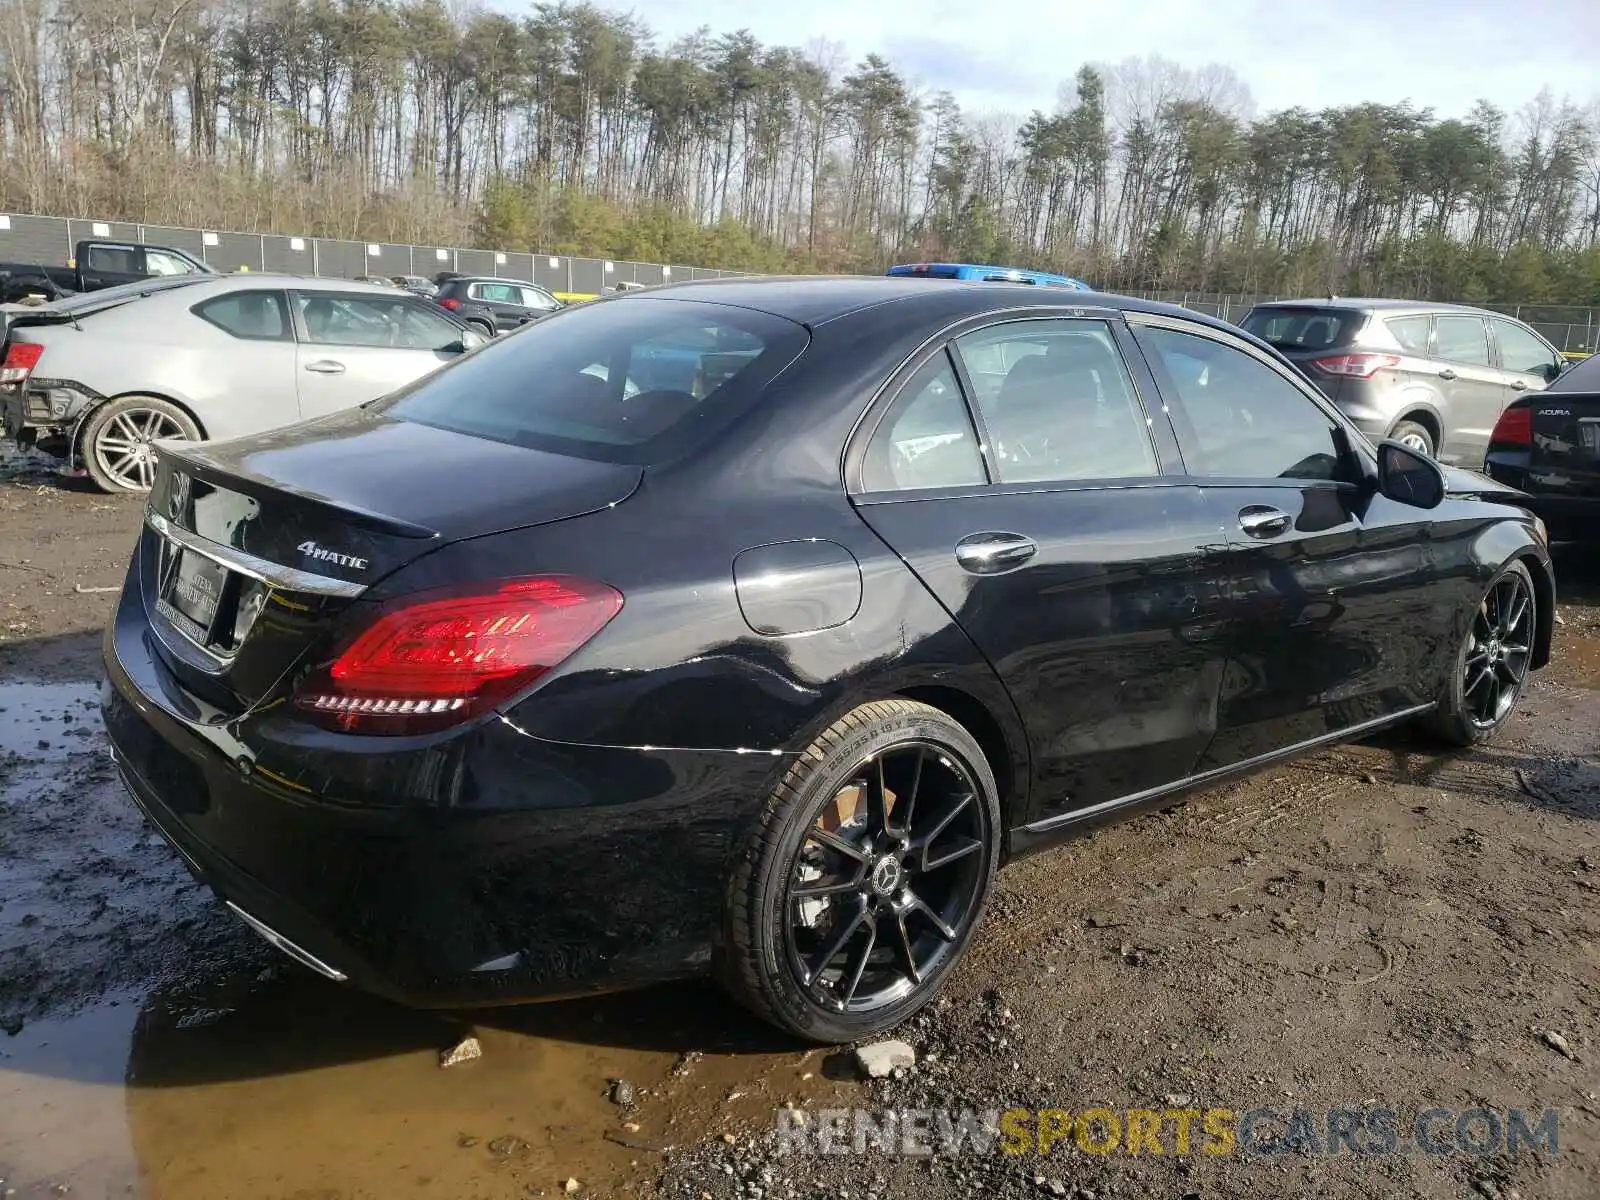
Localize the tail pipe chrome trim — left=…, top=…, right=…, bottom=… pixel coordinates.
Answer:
left=225, top=901, right=349, bottom=983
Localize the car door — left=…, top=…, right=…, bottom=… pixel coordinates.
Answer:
left=1430, top=313, right=1503, bottom=464
left=1130, top=316, right=1447, bottom=768
left=292, top=290, right=467, bottom=419
left=848, top=314, right=1235, bottom=830
left=470, top=281, right=535, bottom=328
left=187, top=288, right=301, bottom=437
left=1489, top=317, right=1564, bottom=406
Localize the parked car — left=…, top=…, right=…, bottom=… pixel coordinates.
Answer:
left=0, top=239, right=214, bottom=303
left=1483, top=351, right=1600, bottom=542
left=433, top=275, right=565, bottom=335
left=352, top=274, right=396, bottom=287
left=0, top=274, right=484, bottom=492
left=391, top=275, right=437, bottom=297
left=1239, top=299, right=1568, bottom=465
left=102, top=278, right=1553, bottom=1043
left=887, top=262, right=1092, bottom=289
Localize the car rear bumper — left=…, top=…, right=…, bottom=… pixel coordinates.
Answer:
left=101, top=571, right=776, bottom=1007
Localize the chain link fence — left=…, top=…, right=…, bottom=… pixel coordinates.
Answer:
left=1117, top=288, right=1598, bottom=356
left=0, top=212, right=749, bottom=300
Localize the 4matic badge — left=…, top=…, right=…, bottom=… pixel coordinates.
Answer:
left=297, top=540, right=369, bottom=571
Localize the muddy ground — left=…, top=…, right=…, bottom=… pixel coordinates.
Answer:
left=0, top=470, right=1596, bottom=1200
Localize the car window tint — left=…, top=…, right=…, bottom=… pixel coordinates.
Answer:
left=1384, top=315, right=1431, bottom=354
left=1240, top=307, right=1362, bottom=351
left=86, top=245, right=139, bottom=274
left=195, top=291, right=288, bottom=340
left=862, top=354, right=985, bottom=491
left=1433, top=315, right=1489, bottom=365
left=1144, top=326, right=1348, bottom=482
left=375, top=297, right=808, bottom=464
left=473, top=282, right=519, bottom=304
left=1492, top=319, right=1557, bottom=375
left=297, top=294, right=462, bottom=350
left=955, top=319, right=1157, bottom=483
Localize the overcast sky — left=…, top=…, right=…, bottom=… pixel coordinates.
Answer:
left=614, top=0, right=1599, bottom=121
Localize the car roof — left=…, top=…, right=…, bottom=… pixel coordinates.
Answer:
left=618, top=275, right=1225, bottom=331
left=444, top=276, right=545, bottom=287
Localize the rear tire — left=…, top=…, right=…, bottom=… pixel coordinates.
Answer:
left=1427, top=560, right=1536, bottom=747
left=1389, top=419, right=1436, bottom=457
left=721, top=699, right=1001, bottom=1043
left=81, top=396, right=200, bottom=493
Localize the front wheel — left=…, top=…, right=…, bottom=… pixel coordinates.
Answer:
left=721, top=699, right=1001, bottom=1043
left=1429, top=561, right=1536, bottom=746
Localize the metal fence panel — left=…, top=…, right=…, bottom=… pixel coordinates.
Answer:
left=634, top=262, right=669, bottom=287
left=532, top=255, right=568, bottom=293
left=68, top=217, right=141, bottom=251
left=261, top=234, right=314, bottom=274
left=363, top=242, right=414, bottom=278
left=456, top=248, right=496, bottom=278
left=418, top=246, right=456, bottom=277
left=0, top=214, right=71, bottom=265
left=499, top=252, right=534, bottom=282
left=312, top=239, right=362, bottom=280
left=207, top=232, right=263, bottom=273
left=569, top=258, right=604, bottom=297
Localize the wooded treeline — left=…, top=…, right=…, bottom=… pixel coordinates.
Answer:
left=1, top=0, right=1598, bottom=303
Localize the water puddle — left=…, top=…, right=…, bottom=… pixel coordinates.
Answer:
left=0, top=680, right=850, bottom=1197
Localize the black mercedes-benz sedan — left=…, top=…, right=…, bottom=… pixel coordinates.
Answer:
left=102, top=277, right=1555, bottom=1043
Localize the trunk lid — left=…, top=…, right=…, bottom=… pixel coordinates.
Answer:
left=1524, top=392, right=1600, bottom=500
left=140, top=405, right=642, bottom=715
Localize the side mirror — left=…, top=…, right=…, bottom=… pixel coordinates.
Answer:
left=1375, top=439, right=1445, bottom=509
left=447, top=329, right=487, bottom=353
left=1542, top=359, right=1566, bottom=383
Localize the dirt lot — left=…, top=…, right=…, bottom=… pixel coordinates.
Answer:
left=1, top=471, right=1596, bottom=1200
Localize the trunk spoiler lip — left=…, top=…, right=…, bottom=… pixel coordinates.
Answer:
left=156, top=441, right=442, bottom=541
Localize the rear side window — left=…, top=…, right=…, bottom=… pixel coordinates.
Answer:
left=195, top=291, right=289, bottom=341
left=1384, top=315, right=1431, bottom=353
left=863, top=354, right=985, bottom=491
left=375, top=297, right=808, bottom=465
left=471, top=282, right=521, bottom=304
left=1433, top=315, right=1489, bottom=365
left=85, top=245, right=139, bottom=274
left=1240, top=307, right=1363, bottom=351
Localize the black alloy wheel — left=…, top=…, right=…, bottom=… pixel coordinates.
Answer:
left=723, top=699, right=1001, bottom=1043
left=1430, top=560, right=1536, bottom=745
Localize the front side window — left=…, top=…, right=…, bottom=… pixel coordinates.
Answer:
left=519, top=285, right=561, bottom=310
left=955, top=319, right=1158, bottom=484
left=145, top=249, right=199, bottom=276
left=862, top=354, right=985, bottom=492
left=195, top=290, right=289, bottom=341
left=1433, top=315, right=1490, bottom=366
left=1142, top=326, right=1349, bottom=483
left=375, top=297, right=808, bottom=463
left=296, top=293, right=463, bottom=350
left=1491, top=319, right=1559, bottom=377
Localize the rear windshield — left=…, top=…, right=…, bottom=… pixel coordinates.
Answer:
left=373, top=296, right=809, bottom=464
left=1240, top=307, right=1364, bottom=352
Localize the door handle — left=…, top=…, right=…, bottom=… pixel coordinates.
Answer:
left=955, top=531, right=1037, bottom=574
left=1437, top=368, right=1458, bottom=381
left=1510, top=378, right=1528, bottom=390
left=304, top=360, right=346, bottom=375
left=1238, top=505, right=1293, bottom=539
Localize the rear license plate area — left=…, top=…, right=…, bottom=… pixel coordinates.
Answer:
left=162, top=548, right=229, bottom=638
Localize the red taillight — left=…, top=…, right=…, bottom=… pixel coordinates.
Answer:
left=1307, top=353, right=1401, bottom=378
left=1490, top=404, right=1532, bottom=447
left=294, top=576, right=623, bottom=735
left=438, top=297, right=461, bottom=311
left=1, top=341, right=43, bottom=385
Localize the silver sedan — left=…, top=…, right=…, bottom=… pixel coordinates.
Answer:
left=0, top=274, right=485, bottom=491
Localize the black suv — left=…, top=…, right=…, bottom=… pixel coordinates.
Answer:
left=434, top=276, right=564, bottom=335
